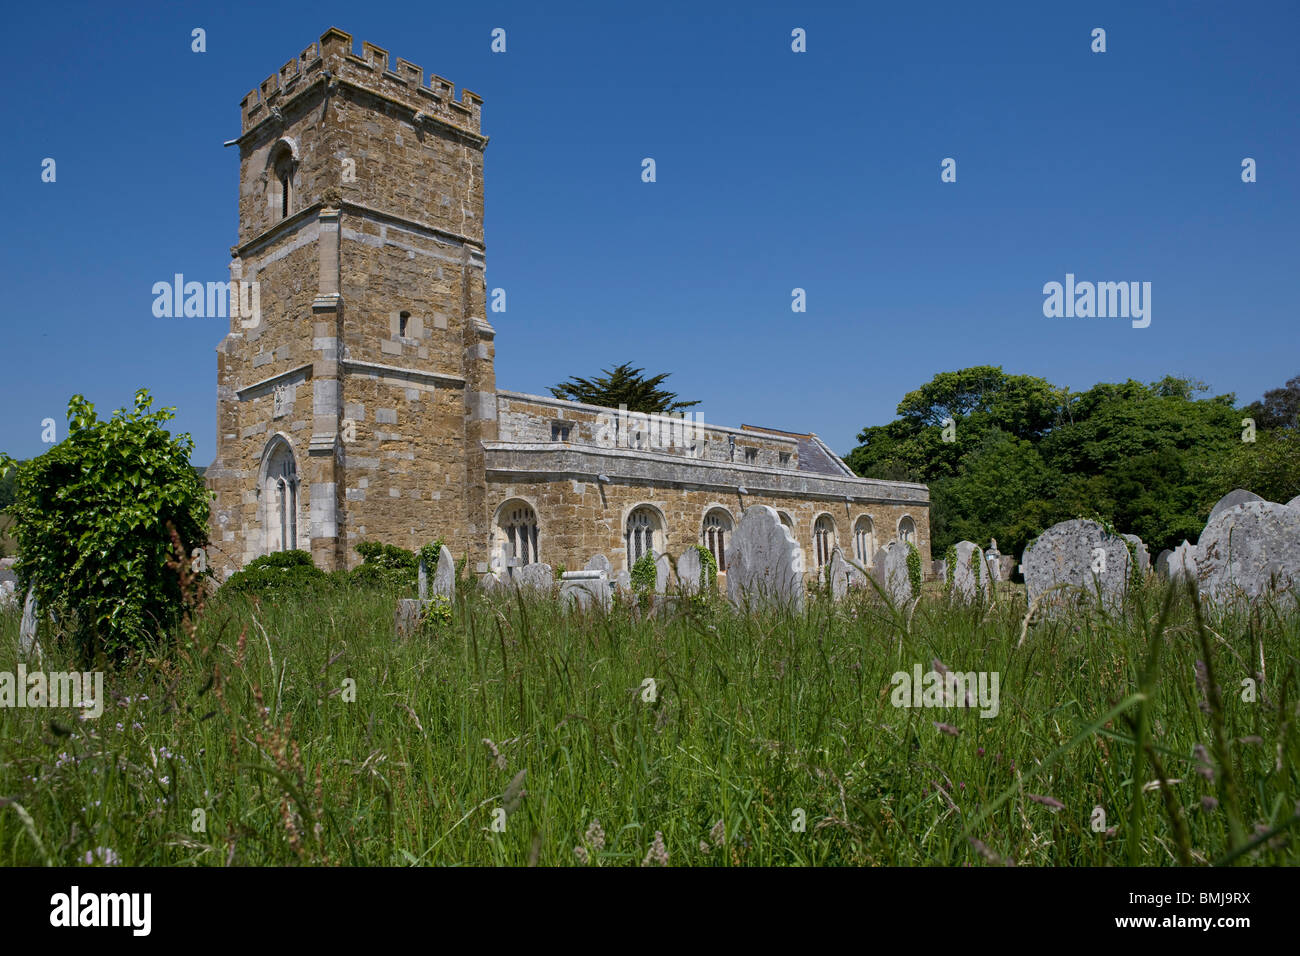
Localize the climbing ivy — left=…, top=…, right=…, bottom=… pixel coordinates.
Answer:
left=693, top=544, right=718, bottom=591
left=906, top=542, right=922, bottom=597
left=631, top=551, right=657, bottom=607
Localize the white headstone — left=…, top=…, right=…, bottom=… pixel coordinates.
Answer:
left=872, top=541, right=913, bottom=604
left=512, top=562, right=554, bottom=596
left=654, top=553, right=672, bottom=594
left=826, top=548, right=852, bottom=601
left=676, top=548, right=703, bottom=596
left=949, top=541, right=987, bottom=604
left=433, top=545, right=455, bottom=600
left=560, top=570, right=611, bottom=611
left=1209, top=489, right=1264, bottom=521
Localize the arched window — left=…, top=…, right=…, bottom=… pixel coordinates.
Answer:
left=778, top=511, right=795, bottom=532
left=701, top=509, right=733, bottom=572
left=270, top=145, right=294, bottom=219
left=260, top=436, right=299, bottom=555
left=495, top=501, right=539, bottom=571
left=853, top=516, right=875, bottom=564
left=626, top=506, right=664, bottom=565
left=898, top=515, right=916, bottom=545
left=813, top=514, right=835, bottom=570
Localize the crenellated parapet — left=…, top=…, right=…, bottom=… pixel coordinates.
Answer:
left=239, top=27, right=484, bottom=140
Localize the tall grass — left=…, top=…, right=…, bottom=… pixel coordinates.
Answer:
left=0, top=573, right=1296, bottom=866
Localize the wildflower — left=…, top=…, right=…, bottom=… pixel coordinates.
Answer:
left=573, top=845, right=589, bottom=865
left=934, top=722, right=959, bottom=736
left=1201, top=796, right=1219, bottom=812
left=699, top=840, right=711, bottom=853
left=1194, top=660, right=1213, bottom=714
left=1192, top=744, right=1214, bottom=782
left=931, top=658, right=949, bottom=676
left=709, top=819, right=725, bottom=848
left=83, top=847, right=120, bottom=866
left=641, top=830, right=669, bottom=867
left=1027, top=794, right=1064, bottom=810
left=977, top=747, right=985, bottom=757
left=481, top=738, right=507, bottom=771
left=584, top=819, right=606, bottom=852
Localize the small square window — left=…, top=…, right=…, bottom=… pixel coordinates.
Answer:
left=744, top=447, right=758, bottom=463
left=551, top=423, right=571, bottom=442
left=779, top=452, right=791, bottom=466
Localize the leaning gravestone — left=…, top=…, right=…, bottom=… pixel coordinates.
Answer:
left=417, top=557, right=429, bottom=600
left=433, top=545, right=455, bottom=600
left=584, top=554, right=613, bottom=575
left=826, top=548, right=852, bottom=601
left=724, top=505, right=805, bottom=612
left=1196, top=501, right=1300, bottom=603
left=512, top=562, right=554, bottom=596
left=676, top=548, right=703, bottom=596
left=949, top=541, right=988, bottom=604
left=560, top=570, right=611, bottom=611
left=872, top=541, right=913, bottom=604
left=654, top=553, right=672, bottom=594
left=1209, top=489, right=1264, bottom=521
left=1021, top=519, right=1134, bottom=614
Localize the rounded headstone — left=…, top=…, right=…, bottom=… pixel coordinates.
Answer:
left=724, top=505, right=805, bottom=612
left=872, top=541, right=913, bottom=604
left=676, top=548, right=703, bottom=596
left=1021, top=519, right=1134, bottom=614
left=949, top=541, right=988, bottom=604
left=1209, top=489, right=1264, bottom=521
left=1196, top=501, right=1300, bottom=603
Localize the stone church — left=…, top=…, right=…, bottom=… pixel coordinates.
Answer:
left=205, top=28, right=931, bottom=584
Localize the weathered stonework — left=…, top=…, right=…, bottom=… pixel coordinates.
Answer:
left=208, top=29, right=931, bottom=583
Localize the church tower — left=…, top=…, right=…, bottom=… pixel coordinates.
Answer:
left=207, top=28, right=496, bottom=575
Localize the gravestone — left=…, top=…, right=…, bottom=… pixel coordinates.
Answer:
left=654, top=553, right=672, bottom=594
left=932, top=559, right=948, bottom=583
left=724, top=505, right=805, bottom=612
left=613, top=569, right=632, bottom=599
left=984, top=540, right=1003, bottom=582
left=949, top=541, right=988, bottom=604
left=826, top=548, right=852, bottom=601
left=19, top=585, right=40, bottom=658
left=584, top=554, right=612, bottom=575
left=513, top=562, right=554, bottom=596
left=1168, top=540, right=1198, bottom=583
left=1122, top=534, right=1151, bottom=574
left=997, top=555, right=1017, bottom=582
left=872, top=541, right=913, bottom=604
left=1288, top=495, right=1300, bottom=509
left=560, top=570, right=611, bottom=611
left=480, top=571, right=503, bottom=594
left=676, top=548, right=703, bottom=596
left=417, top=557, right=428, bottom=600
left=393, top=599, right=423, bottom=638
left=1021, top=519, right=1134, bottom=614
left=0, top=557, right=16, bottom=589
left=1209, top=489, right=1263, bottom=521
left=433, top=545, right=455, bottom=600
left=0, top=580, right=15, bottom=612
left=1155, top=549, right=1173, bottom=578
left=1196, top=501, right=1300, bottom=603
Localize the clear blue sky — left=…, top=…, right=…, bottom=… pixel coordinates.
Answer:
left=3, top=0, right=1297, bottom=464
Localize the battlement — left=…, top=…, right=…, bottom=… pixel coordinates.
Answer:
left=239, top=27, right=484, bottom=139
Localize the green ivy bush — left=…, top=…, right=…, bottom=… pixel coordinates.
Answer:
left=630, top=551, right=657, bottom=607
left=0, top=390, right=210, bottom=663
left=351, top=541, right=419, bottom=591
left=223, top=550, right=326, bottom=594
left=693, top=544, right=718, bottom=591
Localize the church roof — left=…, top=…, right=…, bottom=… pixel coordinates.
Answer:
left=739, top=426, right=856, bottom=478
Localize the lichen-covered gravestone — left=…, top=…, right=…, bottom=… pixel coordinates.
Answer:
left=724, top=505, right=805, bottom=612
left=1021, top=519, right=1134, bottom=614
left=585, top=554, right=612, bottom=575
left=872, top=541, right=913, bottom=604
left=826, top=548, right=852, bottom=601
left=1209, top=489, right=1264, bottom=521
left=433, top=545, right=455, bottom=600
left=1196, top=501, right=1300, bottom=603
left=19, top=585, right=41, bottom=658
left=512, top=562, right=554, bottom=596
left=676, top=548, right=703, bottom=596
left=949, top=541, right=988, bottom=604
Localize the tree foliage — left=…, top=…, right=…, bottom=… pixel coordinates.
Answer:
left=848, top=367, right=1299, bottom=558
left=0, top=390, right=210, bottom=663
left=550, top=363, right=700, bottom=414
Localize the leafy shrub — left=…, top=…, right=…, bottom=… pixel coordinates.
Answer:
left=0, top=390, right=209, bottom=663
left=223, top=550, right=325, bottom=595
left=418, top=595, right=453, bottom=632
left=352, top=541, right=418, bottom=591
